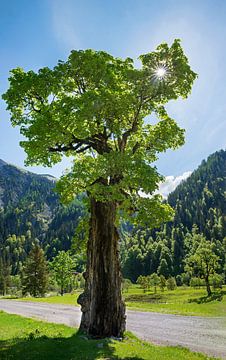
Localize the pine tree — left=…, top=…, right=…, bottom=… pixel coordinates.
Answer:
left=158, top=258, right=170, bottom=278
left=0, top=256, right=11, bottom=296
left=22, top=245, right=49, bottom=297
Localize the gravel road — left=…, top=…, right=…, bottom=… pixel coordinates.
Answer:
left=0, top=300, right=225, bottom=359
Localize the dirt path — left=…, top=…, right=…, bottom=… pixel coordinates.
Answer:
left=0, top=300, right=225, bottom=359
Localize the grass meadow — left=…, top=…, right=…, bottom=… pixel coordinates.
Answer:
left=0, top=311, right=217, bottom=360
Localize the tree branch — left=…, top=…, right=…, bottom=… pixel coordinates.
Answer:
left=49, top=141, right=84, bottom=153
left=119, top=96, right=143, bottom=152
left=132, top=142, right=140, bottom=154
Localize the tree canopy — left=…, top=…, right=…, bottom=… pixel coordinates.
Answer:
left=3, top=40, right=197, bottom=227
left=51, top=250, right=76, bottom=296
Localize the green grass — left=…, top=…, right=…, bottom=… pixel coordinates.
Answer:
left=124, top=286, right=226, bottom=317
left=17, top=292, right=80, bottom=305
left=15, top=286, right=226, bottom=317
left=0, top=311, right=216, bottom=360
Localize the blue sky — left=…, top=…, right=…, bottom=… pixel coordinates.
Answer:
left=0, top=0, right=226, bottom=180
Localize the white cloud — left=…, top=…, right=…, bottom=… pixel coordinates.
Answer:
left=49, top=0, right=81, bottom=51
left=157, top=171, right=192, bottom=198
left=139, top=171, right=192, bottom=199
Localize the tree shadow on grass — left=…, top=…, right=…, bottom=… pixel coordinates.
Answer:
left=0, top=331, right=144, bottom=360
left=188, top=290, right=225, bottom=304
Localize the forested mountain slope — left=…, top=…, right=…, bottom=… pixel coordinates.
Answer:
left=0, top=161, right=84, bottom=273
left=0, top=149, right=225, bottom=279
left=121, top=149, right=226, bottom=281
left=168, top=149, right=225, bottom=238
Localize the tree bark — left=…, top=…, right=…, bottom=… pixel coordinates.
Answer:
left=77, top=198, right=126, bottom=338
left=205, top=277, right=212, bottom=297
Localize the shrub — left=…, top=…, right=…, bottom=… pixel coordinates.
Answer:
left=166, top=277, right=177, bottom=290
left=190, top=277, right=205, bottom=288
left=159, top=275, right=166, bottom=292
left=122, top=278, right=132, bottom=293
left=210, top=274, right=224, bottom=289
left=176, top=275, right=182, bottom=286
left=137, top=275, right=150, bottom=293
left=149, top=273, right=160, bottom=294
left=181, top=272, right=190, bottom=286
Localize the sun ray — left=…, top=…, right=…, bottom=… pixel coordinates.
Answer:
left=151, top=64, right=169, bottom=82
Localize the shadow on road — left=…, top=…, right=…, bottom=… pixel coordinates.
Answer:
left=0, top=331, right=144, bottom=360
left=188, top=290, right=225, bottom=304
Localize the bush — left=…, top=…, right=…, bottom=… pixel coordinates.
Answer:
left=78, top=273, right=85, bottom=289
left=176, top=275, right=182, bottom=286
left=8, top=275, right=21, bottom=296
left=166, top=277, right=177, bottom=291
left=122, top=278, right=132, bottom=293
left=149, top=273, right=160, bottom=294
left=136, top=275, right=150, bottom=293
left=190, top=277, right=205, bottom=288
left=181, top=272, right=190, bottom=286
left=210, top=274, right=224, bottom=289
left=159, top=275, right=166, bottom=292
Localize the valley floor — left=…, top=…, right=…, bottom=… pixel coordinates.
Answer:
left=16, top=286, right=226, bottom=317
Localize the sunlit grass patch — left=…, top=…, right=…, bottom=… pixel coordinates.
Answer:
left=0, top=312, right=216, bottom=360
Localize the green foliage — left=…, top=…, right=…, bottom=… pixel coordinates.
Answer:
left=3, top=40, right=196, bottom=228
left=158, top=258, right=170, bottom=278
left=210, top=274, right=224, bottom=290
left=121, top=150, right=226, bottom=284
left=51, top=251, right=76, bottom=295
left=9, top=275, right=22, bottom=296
left=159, top=275, right=167, bottom=291
left=22, top=245, right=49, bottom=297
left=150, top=273, right=160, bottom=293
left=181, top=272, right=191, bottom=286
left=168, top=150, right=226, bottom=264
left=0, top=256, right=11, bottom=296
left=175, top=274, right=183, bottom=286
left=137, top=275, right=150, bottom=293
left=1, top=149, right=225, bottom=288
left=185, top=236, right=220, bottom=296
left=136, top=273, right=161, bottom=293
left=166, top=277, right=177, bottom=291
left=122, top=278, right=132, bottom=293
left=0, top=161, right=87, bottom=274
left=190, top=277, right=205, bottom=288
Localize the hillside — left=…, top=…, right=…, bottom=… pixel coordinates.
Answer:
left=0, top=150, right=225, bottom=279
left=168, top=149, right=226, bottom=238
left=0, top=161, right=85, bottom=273
left=121, top=149, right=226, bottom=281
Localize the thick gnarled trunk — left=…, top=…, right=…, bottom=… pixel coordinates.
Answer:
left=78, top=198, right=126, bottom=338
